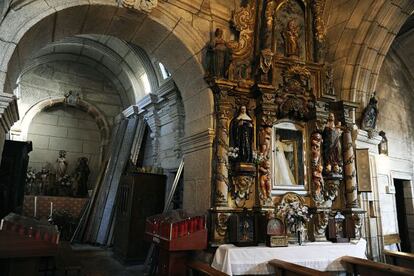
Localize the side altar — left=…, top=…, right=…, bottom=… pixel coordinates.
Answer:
left=207, top=0, right=365, bottom=246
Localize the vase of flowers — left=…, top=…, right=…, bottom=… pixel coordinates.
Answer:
left=277, top=200, right=310, bottom=245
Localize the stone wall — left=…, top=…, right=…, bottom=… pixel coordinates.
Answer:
left=27, top=106, right=102, bottom=188
left=375, top=49, right=414, bottom=250
left=137, top=81, right=185, bottom=197
left=357, top=48, right=414, bottom=259
left=14, top=60, right=125, bottom=188
left=17, top=61, right=124, bottom=127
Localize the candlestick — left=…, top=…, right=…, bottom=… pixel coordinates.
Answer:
left=50, top=202, right=53, bottom=217
left=34, top=196, right=37, bottom=218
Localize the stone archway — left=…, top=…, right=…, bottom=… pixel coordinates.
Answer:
left=14, top=97, right=110, bottom=143
left=324, top=0, right=414, bottom=108
left=0, top=0, right=214, bottom=212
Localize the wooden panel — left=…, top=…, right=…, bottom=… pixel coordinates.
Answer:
left=113, top=172, right=166, bottom=263
left=384, top=250, right=414, bottom=269
left=356, top=149, right=372, bottom=192
left=384, top=234, right=401, bottom=245
left=187, top=261, right=229, bottom=276
left=269, top=259, right=330, bottom=276
left=0, top=141, right=33, bottom=218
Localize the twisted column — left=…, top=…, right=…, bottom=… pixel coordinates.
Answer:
left=214, top=100, right=231, bottom=207
left=343, top=127, right=359, bottom=208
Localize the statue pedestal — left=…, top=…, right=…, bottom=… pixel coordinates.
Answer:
left=343, top=208, right=365, bottom=242
left=308, top=207, right=330, bottom=242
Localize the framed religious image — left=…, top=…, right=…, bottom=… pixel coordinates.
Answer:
left=272, top=122, right=307, bottom=193
left=228, top=212, right=257, bottom=247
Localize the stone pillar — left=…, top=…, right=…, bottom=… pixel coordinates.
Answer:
left=343, top=126, right=359, bottom=208
left=0, top=93, right=19, bottom=163
left=141, top=94, right=161, bottom=167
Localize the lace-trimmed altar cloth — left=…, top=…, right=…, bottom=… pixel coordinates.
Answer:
left=211, top=239, right=367, bottom=275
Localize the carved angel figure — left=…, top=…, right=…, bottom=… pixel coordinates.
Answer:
left=259, top=160, right=271, bottom=199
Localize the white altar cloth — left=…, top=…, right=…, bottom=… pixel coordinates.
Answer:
left=211, top=239, right=367, bottom=275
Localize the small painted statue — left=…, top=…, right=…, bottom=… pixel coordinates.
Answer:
left=322, top=113, right=343, bottom=175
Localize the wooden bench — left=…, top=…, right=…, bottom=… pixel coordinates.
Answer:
left=384, top=250, right=414, bottom=269
left=186, top=261, right=229, bottom=276
left=384, top=234, right=401, bottom=250
left=341, top=256, right=414, bottom=276
left=268, top=259, right=332, bottom=276
left=55, top=241, right=82, bottom=276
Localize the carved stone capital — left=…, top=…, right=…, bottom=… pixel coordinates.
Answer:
left=0, top=93, right=19, bottom=132
left=121, top=0, right=158, bottom=12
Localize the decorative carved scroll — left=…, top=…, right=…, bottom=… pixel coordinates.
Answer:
left=227, top=2, right=255, bottom=81
left=311, top=0, right=327, bottom=62
left=275, top=65, right=316, bottom=120
left=259, top=0, right=276, bottom=83
left=232, top=175, right=255, bottom=207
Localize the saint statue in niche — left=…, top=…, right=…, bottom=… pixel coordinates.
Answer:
left=322, top=113, right=343, bottom=175
left=230, top=106, right=253, bottom=163
left=56, top=150, right=68, bottom=180
left=73, top=157, right=90, bottom=197
left=274, top=134, right=296, bottom=185
left=360, top=93, right=378, bottom=131
left=282, top=19, right=300, bottom=58
left=209, top=28, right=231, bottom=78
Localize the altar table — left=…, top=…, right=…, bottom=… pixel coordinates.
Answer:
left=211, top=239, right=367, bottom=275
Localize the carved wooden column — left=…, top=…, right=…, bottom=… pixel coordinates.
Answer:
left=212, top=82, right=234, bottom=207
left=343, top=126, right=359, bottom=208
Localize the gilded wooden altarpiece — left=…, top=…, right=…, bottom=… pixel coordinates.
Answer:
left=207, top=0, right=364, bottom=245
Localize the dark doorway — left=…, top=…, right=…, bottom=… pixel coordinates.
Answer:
left=394, top=179, right=411, bottom=252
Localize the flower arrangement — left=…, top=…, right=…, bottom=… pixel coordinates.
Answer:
left=252, top=151, right=265, bottom=165
left=228, top=147, right=239, bottom=159
left=276, top=200, right=310, bottom=232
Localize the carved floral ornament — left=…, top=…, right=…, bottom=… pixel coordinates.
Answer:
left=120, top=0, right=158, bottom=12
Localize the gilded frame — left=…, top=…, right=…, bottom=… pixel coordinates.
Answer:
left=271, top=120, right=308, bottom=195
